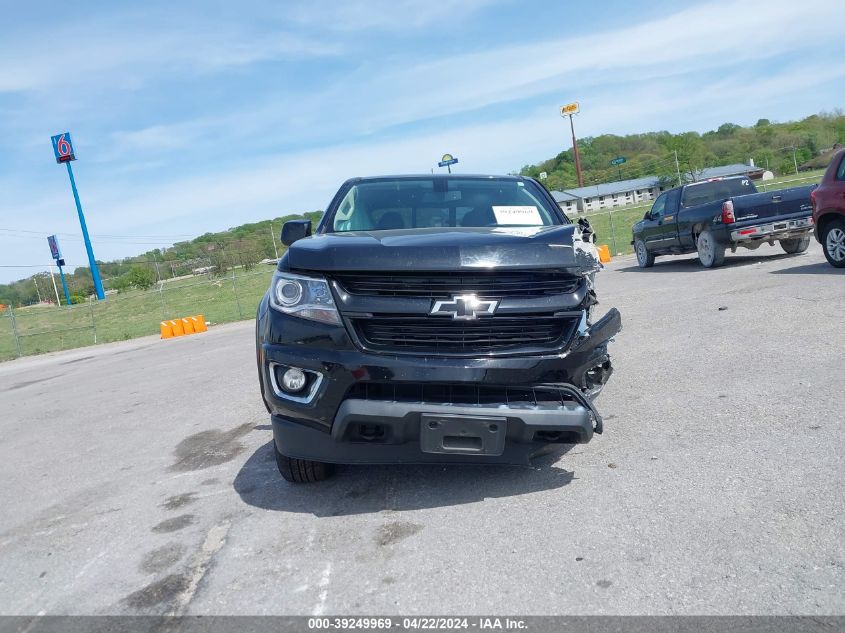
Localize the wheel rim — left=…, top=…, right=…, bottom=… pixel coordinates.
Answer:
left=698, top=233, right=713, bottom=264
left=637, top=242, right=647, bottom=265
left=826, top=228, right=845, bottom=262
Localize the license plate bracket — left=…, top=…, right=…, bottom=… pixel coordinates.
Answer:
left=420, top=414, right=506, bottom=456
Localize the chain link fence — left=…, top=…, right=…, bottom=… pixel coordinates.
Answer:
left=1, top=266, right=275, bottom=362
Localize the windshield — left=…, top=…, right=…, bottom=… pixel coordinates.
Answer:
left=680, top=177, right=756, bottom=208
left=327, top=177, right=564, bottom=232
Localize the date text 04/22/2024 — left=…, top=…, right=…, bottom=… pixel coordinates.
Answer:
left=307, top=617, right=527, bottom=630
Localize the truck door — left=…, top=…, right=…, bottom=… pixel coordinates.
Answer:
left=657, top=188, right=682, bottom=247
left=641, top=193, right=667, bottom=248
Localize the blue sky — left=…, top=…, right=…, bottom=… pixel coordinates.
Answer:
left=1, top=0, right=843, bottom=282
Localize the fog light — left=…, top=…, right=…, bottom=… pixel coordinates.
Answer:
left=281, top=367, right=307, bottom=392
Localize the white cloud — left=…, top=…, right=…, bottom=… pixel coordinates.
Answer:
left=0, top=17, right=340, bottom=94
left=97, top=0, right=840, bottom=158
left=287, top=0, right=505, bottom=31
left=314, top=0, right=840, bottom=134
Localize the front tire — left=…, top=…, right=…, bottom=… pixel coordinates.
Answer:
left=697, top=229, right=725, bottom=268
left=821, top=219, right=845, bottom=268
left=780, top=236, right=811, bottom=254
left=635, top=239, right=655, bottom=268
left=274, top=443, right=334, bottom=483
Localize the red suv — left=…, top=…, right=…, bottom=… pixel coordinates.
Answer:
left=812, top=147, right=845, bottom=267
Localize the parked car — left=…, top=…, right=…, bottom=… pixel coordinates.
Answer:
left=255, top=174, right=621, bottom=482
left=631, top=176, right=816, bottom=268
left=811, top=148, right=845, bottom=268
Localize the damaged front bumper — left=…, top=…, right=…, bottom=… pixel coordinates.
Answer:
left=260, top=306, right=622, bottom=466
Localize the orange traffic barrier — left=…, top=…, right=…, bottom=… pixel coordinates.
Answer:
left=181, top=317, right=195, bottom=334
left=192, top=314, right=208, bottom=333
left=161, top=314, right=209, bottom=340
left=597, top=244, right=611, bottom=263
left=170, top=319, right=185, bottom=337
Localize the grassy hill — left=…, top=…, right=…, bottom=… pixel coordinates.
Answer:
left=0, top=211, right=323, bottom=307
left=520, top=111, right=844, bottom=192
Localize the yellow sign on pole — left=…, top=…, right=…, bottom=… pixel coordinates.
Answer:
left=560, top=102, right=580, bottom=116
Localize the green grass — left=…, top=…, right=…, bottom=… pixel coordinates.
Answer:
left=0, top=267, right=275, bottom=362
left=574, top=169, right=825, bottom=257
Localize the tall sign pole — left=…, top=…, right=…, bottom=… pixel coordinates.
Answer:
left=560, top=103, right=584, bottom=188
left=47, top=235, right=72, bottom=306
left=50, top=132, right=105, bottom=300
left=610, top=156, right=626, bottom=181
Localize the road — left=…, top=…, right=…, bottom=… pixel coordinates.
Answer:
left=1, top=246, right=842, bottom=616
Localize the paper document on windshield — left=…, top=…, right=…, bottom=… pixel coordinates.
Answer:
left=492, top=205, right=543, bottom=225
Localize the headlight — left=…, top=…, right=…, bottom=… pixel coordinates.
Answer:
left=269, top=271, right=341, bottom=325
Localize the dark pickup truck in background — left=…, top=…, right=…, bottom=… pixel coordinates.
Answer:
left=632, top=177, right=816, bottom=268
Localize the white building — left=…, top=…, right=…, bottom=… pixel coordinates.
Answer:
left=550, top=163, right=765, bottom=214
left=551, top=176, right=665, bottom=213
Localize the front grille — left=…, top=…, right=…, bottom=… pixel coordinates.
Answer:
left=332, top=271, right=581, bottom=298
left=345, top=382, right=581, bottom=407
left=352, top=314, right=578, bottom=354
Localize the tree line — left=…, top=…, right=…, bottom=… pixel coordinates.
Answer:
left=520, top=111, right=845, bottom=192
left=0, top=211, right=323, bottom=306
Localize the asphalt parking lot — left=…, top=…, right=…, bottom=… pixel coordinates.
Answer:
left=1, top=245, right=842, bottom=616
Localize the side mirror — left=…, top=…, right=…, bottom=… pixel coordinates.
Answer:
left=281, top=220, right=312, bottom=246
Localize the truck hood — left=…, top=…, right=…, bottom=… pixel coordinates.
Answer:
left=286, top=225, right=598, bottom=273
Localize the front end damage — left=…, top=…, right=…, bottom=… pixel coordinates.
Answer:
left=259, top=218, right=622, bottom=465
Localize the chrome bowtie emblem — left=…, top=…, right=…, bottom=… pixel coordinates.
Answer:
left=430, top=294, right=499, bottom=320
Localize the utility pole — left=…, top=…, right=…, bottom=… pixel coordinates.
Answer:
left=674, top=150, right=682, bottom=187
left=152, top=252, right=161, bottom=284
left=33, top=275, right=43, bottom=303
left=49, top=264, right=61, bottom=305
left=270, top=223, right=279, bottom=260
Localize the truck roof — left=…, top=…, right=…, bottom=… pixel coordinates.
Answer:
left=682, top=176, right=748, bottom=189
left=345, top=174, right=527, bottom=183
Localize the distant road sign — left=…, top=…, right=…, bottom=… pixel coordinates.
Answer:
left=539, top=172, right=548, bottom=180
left=47, top=235, right=62, bottom=261
left=51, top=132, right=76, bottom=163
left=610, top=156, right=626, bottom=166
left=560, top=102, right=579, bottom=116
left=438, top=153, right=459, bottom=167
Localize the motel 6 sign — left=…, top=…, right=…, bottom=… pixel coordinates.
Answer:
left=51, top=132, right=77, bottom=164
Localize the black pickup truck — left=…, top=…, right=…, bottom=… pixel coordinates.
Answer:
left=632, top=177, right=815, bottom=268
left=256, top=174, right=621, bottom=482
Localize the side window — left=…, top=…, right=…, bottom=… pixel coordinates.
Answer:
left=664, top=189, right=681, bottom=214
left=650, top=194, right=667, bottom=219
left=836, top=156, right=845, bottom=181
